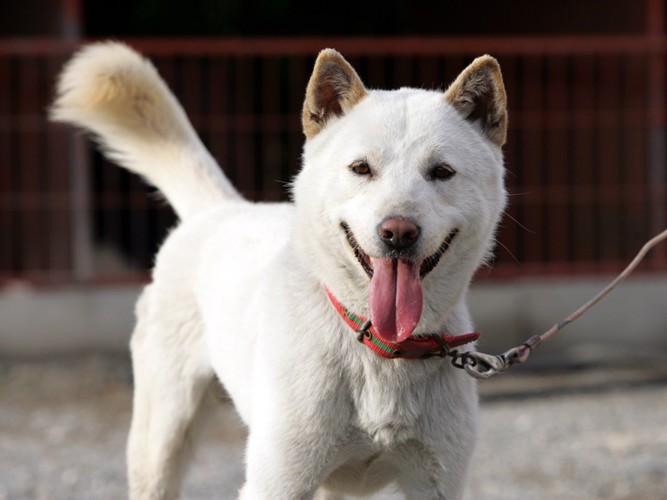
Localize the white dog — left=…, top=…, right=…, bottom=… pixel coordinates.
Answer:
left=51, top=42, right=507, bottom=499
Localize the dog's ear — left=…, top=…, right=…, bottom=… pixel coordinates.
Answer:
left=302, top=49, right=367, bottom=139
left=444, top=55, right=507, bottom=147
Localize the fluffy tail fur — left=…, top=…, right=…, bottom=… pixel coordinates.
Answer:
left=51, top=41, right=240, bottom=219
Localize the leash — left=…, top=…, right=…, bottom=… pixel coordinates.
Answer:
left=460, top=227, right=667, bottom=379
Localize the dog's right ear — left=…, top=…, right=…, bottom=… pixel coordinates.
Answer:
left=302, top=49, right=367, bottom=139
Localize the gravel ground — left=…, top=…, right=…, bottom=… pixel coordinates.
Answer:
left=1, top=355, right=666, bottom=500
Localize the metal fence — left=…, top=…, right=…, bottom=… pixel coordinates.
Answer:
left=0, top=33, right=666, bottom=285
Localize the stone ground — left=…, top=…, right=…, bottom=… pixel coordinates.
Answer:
left=1, top=355, right=666, bottom=500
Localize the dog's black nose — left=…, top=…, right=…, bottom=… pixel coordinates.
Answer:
left=378, top=217, right=421, bottom=251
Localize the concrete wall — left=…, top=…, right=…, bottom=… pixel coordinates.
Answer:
left=1, top=276, right=666, bottom=366
left=0, top=285, right=140, bottom=357
left=468, top=275, right=667, bottom=367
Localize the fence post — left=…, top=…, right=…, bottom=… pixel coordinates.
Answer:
left=647, top=0, right=667, bottom=267
left=69, top=133, right=94, bottom=282
left=60, top=0, right=94, bottom=282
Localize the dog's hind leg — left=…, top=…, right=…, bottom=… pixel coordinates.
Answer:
left=127, top=285, right=215, bottom=500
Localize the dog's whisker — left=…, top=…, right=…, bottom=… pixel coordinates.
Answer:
left=494, top=239, right=522, bottom=265
left=502, top=212, right=534, bottom=234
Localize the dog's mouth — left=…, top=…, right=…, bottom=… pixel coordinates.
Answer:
left=340, top=222, right=459, bottom=280
left=340, top=222, right=459, bottom=343
left=341, top=222, right=374, bottom=278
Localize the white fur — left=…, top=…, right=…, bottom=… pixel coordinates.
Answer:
left=51, top=43, right=507, bottom=499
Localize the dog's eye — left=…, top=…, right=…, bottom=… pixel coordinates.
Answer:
left=429, top=163, right=456, bottom=181
left=350, top=160, right=372, bottom=176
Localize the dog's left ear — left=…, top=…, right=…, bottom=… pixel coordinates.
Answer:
left=445, top=55, right=507, bottom=147
left=302, top=49, right=368, bottom=139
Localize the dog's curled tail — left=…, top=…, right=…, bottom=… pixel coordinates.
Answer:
left=50, top=41, right=240, bottom=219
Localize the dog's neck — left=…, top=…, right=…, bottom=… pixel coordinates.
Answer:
left=325, top=287, right=480, bottom=360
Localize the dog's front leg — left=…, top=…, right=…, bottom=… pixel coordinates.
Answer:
left=239, top=419, right=347, bottom=500
left=238, top=381, right=351, bottom=500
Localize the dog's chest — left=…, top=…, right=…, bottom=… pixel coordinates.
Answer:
left=350, top=361, right=438, bottom=446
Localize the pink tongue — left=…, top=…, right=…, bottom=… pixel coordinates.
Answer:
left=369, top=258, right=424, bottom=343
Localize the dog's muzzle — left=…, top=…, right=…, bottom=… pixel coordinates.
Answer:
left=341, top=222, right=459, bottom=279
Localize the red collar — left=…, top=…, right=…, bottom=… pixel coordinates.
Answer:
left=325, top=288, right=480, bottom=360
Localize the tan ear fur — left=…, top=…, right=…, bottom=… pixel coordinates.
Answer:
left=302, top=49, right=367, bottom=139
left=444, top=55, right=508, bottom=147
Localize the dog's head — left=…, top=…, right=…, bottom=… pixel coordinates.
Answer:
left=292, top=49, right=507, bottom=342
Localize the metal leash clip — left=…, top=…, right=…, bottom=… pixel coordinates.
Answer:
left=461, top=347, right=524, bottom=379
